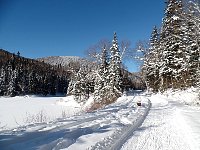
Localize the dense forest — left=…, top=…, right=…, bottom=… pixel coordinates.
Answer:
left=142, top=0, right=200, bottom=94
left=0, top=49, right=69, bottom=96
left=0, top=47, right=141, bottom=99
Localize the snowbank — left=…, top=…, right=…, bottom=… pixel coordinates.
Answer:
left=151, top=87, right=199, bottom=105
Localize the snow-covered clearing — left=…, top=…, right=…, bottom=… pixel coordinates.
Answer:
left=0, top=89, right=200, bottom=150
left=0, top=95, right=81, bottom=130
left=0, top=92, right=150, bottom=150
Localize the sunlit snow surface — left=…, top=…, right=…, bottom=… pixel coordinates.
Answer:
left=0, top=89, right=199, bottom=150
left=121, top=88, right=200, bottom=150
left=0, top=95, right=81, bottom=130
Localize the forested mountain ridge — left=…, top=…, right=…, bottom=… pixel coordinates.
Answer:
left=0, top=49, right=69, bottom=96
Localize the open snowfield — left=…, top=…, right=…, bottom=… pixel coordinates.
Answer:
left=0, top=89, right=200, bottom=150
left=0, top=95, right=82, bottom=130
left=0, top=92, right=151, bottom=150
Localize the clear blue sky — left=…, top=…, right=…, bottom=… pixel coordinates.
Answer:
left=0, top=0, right=165, bottom=72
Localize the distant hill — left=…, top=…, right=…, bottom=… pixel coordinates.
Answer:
left=37, top=55, right=146, bottom=90
left=37, top=56, right=82, bottom=67
left=37, top=56, right=98, bottom=72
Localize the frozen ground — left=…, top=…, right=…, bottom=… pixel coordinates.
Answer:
left=0, top=95, right=82, bottom=130
left=0, top=89, right=200, bottom=150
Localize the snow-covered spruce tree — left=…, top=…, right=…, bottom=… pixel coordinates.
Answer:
left=0, top=66, right=6, bottom=96
left=68, top=68, right=88, bottom=103
left=93, top=72, right=103, bottom=104
left=197, top=64, right=200, bottom=101
left=185, top=1, right=200, bottom=87
left=6, top=62, right=18, bottom=96
left=159, top=0, right=189, bottom=91
left=143, top=26, right=160, bottom=92
left=107, top=32, right=122, bottom=102
left=14, top=62, right=27, bottom=95
left=93, top=46, right=106, bottom=103
left=93, top=46, right=112, bottom=104
left=93, top=33, right=123, bottom=105
left=28, top=70, right=37, bottom=94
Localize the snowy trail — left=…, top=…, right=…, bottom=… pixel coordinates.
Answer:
left=90, top=99, right=151, bottom=150
left=0, top=112, right=111, bottom=150
left=173, top=105, right=200, bottom=150
left=0, top=93, right=151, bottom=150
left=121, top=95, right=197, bottom=150
left=1, top=92, right=199, bottom=150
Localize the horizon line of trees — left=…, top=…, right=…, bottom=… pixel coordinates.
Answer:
left=0, top=49, right=69, bottom=96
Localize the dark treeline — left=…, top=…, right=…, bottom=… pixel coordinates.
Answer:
left=0, top=49, right=69, bottom=96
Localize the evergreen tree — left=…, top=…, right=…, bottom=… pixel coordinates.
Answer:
left=93, top=71, right=103, bottom=103
left=109, top=32, right=122, bottom=93
left=185, top=1, right=200, bottom=87
left=7, top=64, right=17, bottom=96
left=17, top=51, right=20, bottom=57
left=141, top=0, right=200, bottom=93
left=159, top=0, right=188, bottom=90
left=93, top=46, right=110, bottom=104
left=143, top=26, right=160, bottom=92
left=0, top=67, right=6, bottom=96
left=69, top=68, right=88, bottom=103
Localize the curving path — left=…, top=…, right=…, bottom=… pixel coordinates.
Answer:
left=121, top=95, right=198, bottom=150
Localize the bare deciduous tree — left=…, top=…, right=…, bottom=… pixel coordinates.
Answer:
left=85, top=39, right=131, bottom=64
left=84, top=39, right=111, bottom=63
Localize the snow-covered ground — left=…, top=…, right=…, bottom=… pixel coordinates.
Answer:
left=0, top=95, right=82, bottom=130
left=0, top=92, right=150, bottom=150
left=0, top=89, right=200, bottom=150
left=122, top=88, right=200, bottom=150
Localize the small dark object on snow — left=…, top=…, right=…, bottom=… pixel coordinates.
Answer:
left=137, top=102, right=141, bottom=106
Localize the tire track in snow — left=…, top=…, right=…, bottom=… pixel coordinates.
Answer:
left=0, top=113, right=109, bottom=150
left=90, top=98, right=151, bottom=150
left=121, top=100, right=192, bottom=150
left=39, top=120, right=113, bottom=150
left=0, top=98, right=132, bottom=150
left=49, top=113, right=108, bottom=132
left=50, top=97, right=138, bottom=150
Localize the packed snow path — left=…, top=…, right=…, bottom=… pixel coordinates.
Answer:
left=121, top=94, right=200, bottom=150
left=0, top=92, right=150, bottom=150
left=0, top=91, right=200, bottom=150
